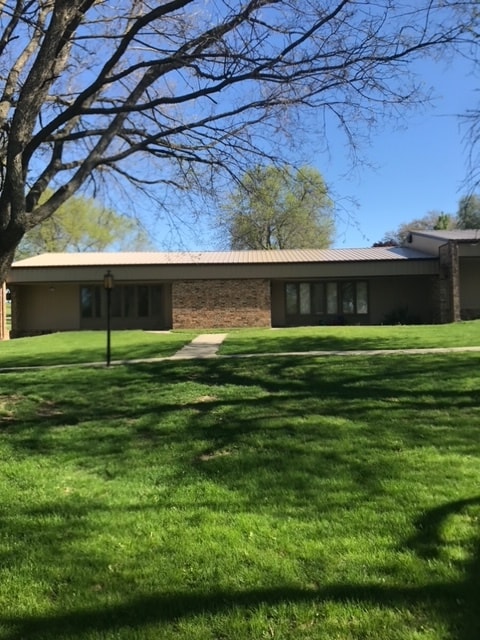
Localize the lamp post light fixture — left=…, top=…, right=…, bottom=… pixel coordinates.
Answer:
left=103, top=270, right=114, bottom=366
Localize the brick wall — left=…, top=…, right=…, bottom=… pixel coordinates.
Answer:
left=172, top=279, right=271, bottom=329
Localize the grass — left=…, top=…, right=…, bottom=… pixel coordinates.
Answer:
left=0, top=330, right=198, bottom=368
left=0, top=351, right=479, bottom=638
left=220, top=320, right=480, bottom=355
left=2, top=321, right=479, bottom=370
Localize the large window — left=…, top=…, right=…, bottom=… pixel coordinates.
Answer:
left=285, top=281, right=368, bottom=318
left=81, top=284, right=163, bottom=321
left=111, top=284, right=163, bottom=319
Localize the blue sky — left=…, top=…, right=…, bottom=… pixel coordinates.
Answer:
left=321, top=55, right=478, bottom=248
left=143, top=51, right=477, bottom=252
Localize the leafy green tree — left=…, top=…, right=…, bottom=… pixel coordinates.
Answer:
left=217, top=166, right=334, bottom=250
left=457, top=194, right=480, bottom=229
left=434, top=212, right=452, bottom=230
left=16, top=194, right=150, bottom=259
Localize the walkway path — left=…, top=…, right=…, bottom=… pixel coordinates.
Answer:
left=168, top=333, right=228, bottom=359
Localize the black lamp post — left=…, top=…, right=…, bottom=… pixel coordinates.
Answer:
left=103, top=270, right=114, bottom=366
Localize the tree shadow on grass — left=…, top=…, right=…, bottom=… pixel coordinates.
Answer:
left=1, top=359, right=480, bottom=637
left=1, top=354, right=479, bottom=511
left=2, top=498, right=480, bottom=639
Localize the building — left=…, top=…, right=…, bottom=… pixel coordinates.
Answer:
left=2, top=230, right=480, bottom=338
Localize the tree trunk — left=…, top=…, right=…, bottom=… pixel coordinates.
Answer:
left=0, top=226, right=24, bottom=284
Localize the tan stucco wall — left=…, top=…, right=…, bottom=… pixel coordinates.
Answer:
left=172, top=279, right=271, bottom=329
left=11, top=284, right=80, bottom=336
left=369, top=276, right=436, bottom=324
left=459, top=258, right=480, bottom=318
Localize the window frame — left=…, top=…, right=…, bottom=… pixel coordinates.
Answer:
left=284, top=280, right=369, bottom=321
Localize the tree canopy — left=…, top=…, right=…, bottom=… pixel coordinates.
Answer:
left=457, top=194, right=480, bottom=229
left=15, top=193, right=150, bottom=260
left=217, top=165, right=334, bottom=250
left=0, top=1, right=476, bottom=281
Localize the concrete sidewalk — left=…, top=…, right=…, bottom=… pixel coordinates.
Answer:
left=168, top=333, right=228, bottom=359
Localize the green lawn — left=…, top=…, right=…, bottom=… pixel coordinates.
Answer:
left=0, top=330, right=198, bottom=368
left=0, top=352, right=479, bottom=639
left=2, top=321, right=480, bottom=370
left=220, top=321, right=480, bottom=355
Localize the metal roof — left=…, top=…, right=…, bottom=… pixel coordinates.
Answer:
left=12, top=246, right=434, bottom=268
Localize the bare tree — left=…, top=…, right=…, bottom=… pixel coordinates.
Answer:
left=0, top=1, right=475, bottom=281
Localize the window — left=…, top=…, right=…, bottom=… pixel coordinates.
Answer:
left=123, top=285, right=135, bottom=318
left=137, top=285, right=149, bottom=317
left=80, top=286, right=101, bottom=318
left=150, top=286, right=163, bottom=316
left=341, top=282, right=355, bottom=314
left=356, top=282, right=368, bottom=314
left=326, top=282, right=338, bottom=314
left=80, top=284, right=163, bottom=321
left=285, top=281, right=368, bottom=318
left=299, top=283, right=311, bottom=315
left=312, top=283, right=324, bottom=315
left=285, top=283, right=298, bottom=315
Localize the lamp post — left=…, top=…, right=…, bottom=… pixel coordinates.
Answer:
left=103, top=270, right=114, bottom=366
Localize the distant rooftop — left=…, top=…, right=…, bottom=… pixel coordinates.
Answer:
left=12, top=246, right=434, bottom=268
left=410, top=229, right=480, bottom=242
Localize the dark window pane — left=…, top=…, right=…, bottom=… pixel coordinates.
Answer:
left=312, top=283, right=324, bottom=314
left=111, top=287, right=122, bottom=317
left=299, top=283, right=311, bottom=315
left=151, top=285, right=163, bottom=316
left=138, top=285, right=149, bottom=317
left=341, top=282, right=355, bottom=314
left=124, top=285, right=135, bottom=318
left=94, top=286, right=102, bottom=318
left=80, top=287, right=93, bottom=318
left=356, top=282, right=368, bottom=314
left=326, top=282, right=337, bottom=314
left=286, top=283, right=298, bottom=315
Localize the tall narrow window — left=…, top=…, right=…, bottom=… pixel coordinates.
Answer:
left=356, top=282, right=368, bottom=314
left=80, top=287, right=93, bottom=318
left=111, top=287, right=122, bottom=317
left=299, top=283, right=311, bottom=315
left=124, top=285, right=135, bottom=318
left=312, top=283, right=325, bottom=315
left=151, top=286, right=163, bottom=316
left=286, top=283, right=298, bottom=315
left=137, top=285, right=149, bottom=317
left=326, top=282, right=338, bottom=314
left=341, top=282, right=355, bottom=314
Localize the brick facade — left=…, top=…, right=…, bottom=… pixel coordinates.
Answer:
left=172, top=279, right=271, bottom=329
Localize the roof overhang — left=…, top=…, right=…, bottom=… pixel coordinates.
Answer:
left=8, top=249, right=439, bottom=284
